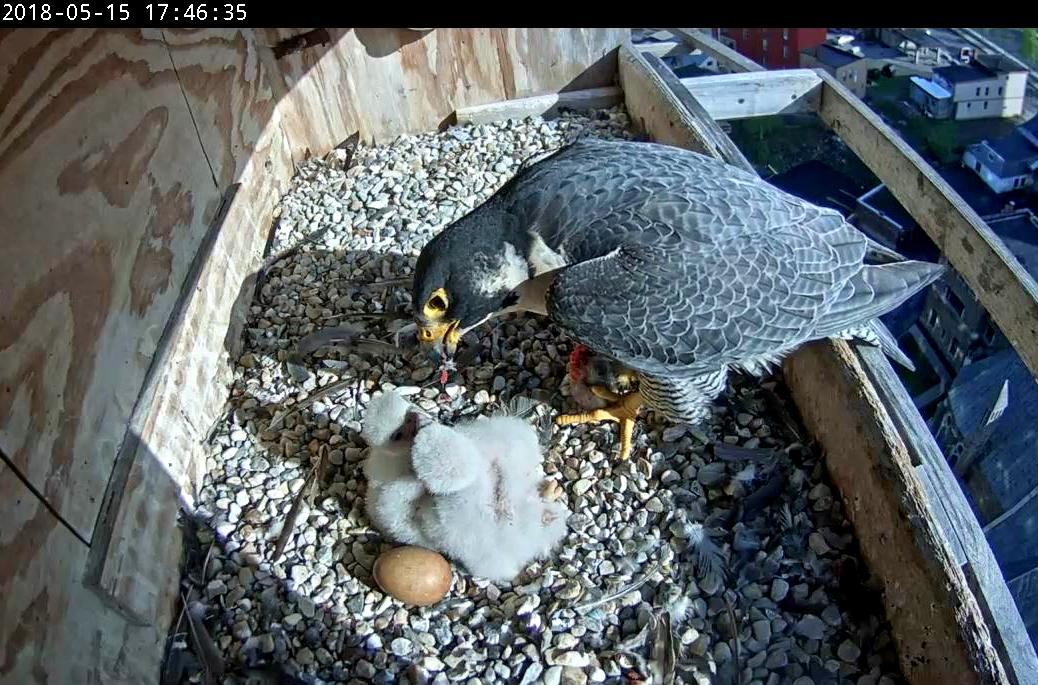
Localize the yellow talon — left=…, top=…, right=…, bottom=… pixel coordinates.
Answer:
left=555, top=389, right=643, bottom=460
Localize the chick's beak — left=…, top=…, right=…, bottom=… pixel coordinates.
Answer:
left=418, top=320, right=461, bottom=362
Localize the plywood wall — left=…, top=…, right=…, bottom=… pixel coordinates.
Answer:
left=263, top=28, right=628, bottom=151
left=0, top=27, right=625, bottom=681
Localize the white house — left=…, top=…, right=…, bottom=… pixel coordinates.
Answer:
left=929, top=54, right=1028, bottom=120
left=964, top=117, right=1038, bottom=194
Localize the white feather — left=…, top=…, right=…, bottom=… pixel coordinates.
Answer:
left=472, top=241, right=528, bottom=296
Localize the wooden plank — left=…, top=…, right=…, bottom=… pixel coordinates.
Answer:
left=86, top=29, right=297, bottom=623
left=666, top=27, right=764, bottom=74
left=815, top=71, right=1038, bottom=381
left=263, top=28, right=629, bottom=152
left=856, top=347, right=966, bottom=560
left=161, top=29, right=280, bottom=187
left=784, top=342, right=1010, bottom=685
left=0, top=470, right=172, bottom=683
left=84, top=183, right=234, bottom=624
left=856, top=351, right=1036, bottom=685
left=88, top=124, right=291, bottom=623
left=0, top=29, right=224, bottom=539
left=636, top=40, right=688, bottom=58
left=618, top=49, right=1021, bottom=685
left=455, top=87, right=622, bottom=125
left=618, top=44, right=740, bottom=159
left=638, top=51, right=755, bottom=170
left=680, top=69, right=823, bottom=120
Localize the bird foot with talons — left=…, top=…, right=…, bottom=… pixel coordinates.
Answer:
left=555, top=387, right=643, bottom=460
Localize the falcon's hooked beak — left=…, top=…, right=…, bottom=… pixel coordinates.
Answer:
left=418, top=319, right=461, bottom=362
left=416, top=287, right=460, bottom=362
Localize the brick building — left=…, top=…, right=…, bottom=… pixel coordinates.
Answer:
left=712, top=28, right=827, bottom=69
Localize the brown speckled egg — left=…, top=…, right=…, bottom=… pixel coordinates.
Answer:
left=373, top=546, right=452, bottom=606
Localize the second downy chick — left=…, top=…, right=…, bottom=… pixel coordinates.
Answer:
left=361, top=391, right=569, bottom=582
left=410, top=415, right=570, bottom=582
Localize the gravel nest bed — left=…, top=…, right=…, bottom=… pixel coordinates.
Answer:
left=167, top=108, right=906, bottom=685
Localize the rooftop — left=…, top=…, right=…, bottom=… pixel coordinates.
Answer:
left=911, top=75, right=952, bottom=100
left=671, top=64, right=718, bottom=79
left=935, top=64, right=992, bottom=84
left=990, top=131, right=1038, bottom=160
left=920, top=28, right=974, bottom=51
left=663, top=52, right=715, bottom=74
left=1020, top=115, right=1038, bottom=147
left=855, top=41, right=904, bottom=60
left=975, top=52, right=1028, bottom=75
left=984, top=209, right=1038, bottom=281
left=767, top=160, right=867, bottom=214
left=948, top=349, right=1038, bottom=561
left=939, top=163, right=1029, bottom=216
left=936, top=54, right=1028, bottom=84
left=970, top=125, right=1038, bottom=178
left=802, top=44, right=863, bottom=69
left=858, top=185, right=917, bottom=230
left=900, top=28, right=948, bottom=50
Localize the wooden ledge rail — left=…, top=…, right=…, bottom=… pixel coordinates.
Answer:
left=681, top=69, right=822, bottom=120
left=636, top=40, right=688, bottom=59
left=455, top=87, right=622, bottom=126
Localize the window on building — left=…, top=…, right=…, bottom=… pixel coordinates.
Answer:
left=976, top=86, right=982, bottom=96
left=762, top=38, right=768, bottom=52
left=984, top=101, right=989, bottom=109
left=926, top=308, right=938, bottom=328
left=946, top=289, right=966, bottom=318
left=985, top=86, right=990, bottom=96
left=949, top=338, right=962, bottom=361
left=783, top=28, right=789, bottom=41
left=999, top=86, right=1003, bottom=95
left=743, top=29, right=749, bottom=40
left=967, top=102, right=972, bottom=109
left=984, top=321, right=998, bottom=345
left=783, top=45, right=789, bottom=59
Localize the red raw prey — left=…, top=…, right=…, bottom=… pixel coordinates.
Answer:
left=568, top=344, right=592, bottom=382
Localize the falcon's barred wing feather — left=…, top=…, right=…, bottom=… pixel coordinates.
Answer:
left=545, top=214, right=845, bottom=376
left=546, top=216, right=941, bottom=377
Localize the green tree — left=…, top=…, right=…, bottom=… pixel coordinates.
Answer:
left=924, top=122, right=958, bottom=165
left=1021, top=28, right=1038, bottom=64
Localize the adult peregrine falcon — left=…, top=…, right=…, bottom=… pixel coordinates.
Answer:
left=412, top=137, right=943, bottom=459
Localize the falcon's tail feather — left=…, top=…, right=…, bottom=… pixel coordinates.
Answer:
left=819, top=260, right=946, bottom=337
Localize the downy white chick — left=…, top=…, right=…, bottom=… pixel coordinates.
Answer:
left=361, top=391, right=569, bottom=582
left=361, top=391, right=434, bottom=548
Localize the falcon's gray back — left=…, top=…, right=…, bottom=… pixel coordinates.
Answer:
left=501, top=138, right=943, bottom=377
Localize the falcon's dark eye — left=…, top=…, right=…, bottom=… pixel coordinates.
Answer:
left=391, top=429, right=403, bottom=441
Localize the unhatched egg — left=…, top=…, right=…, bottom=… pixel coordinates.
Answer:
left=373, top=546, right=452, bottom=606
